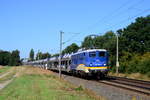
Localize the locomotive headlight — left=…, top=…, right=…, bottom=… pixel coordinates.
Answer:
left=104, top=64, right=106, bottom=66
left=90, top=63, right=93, bottom=66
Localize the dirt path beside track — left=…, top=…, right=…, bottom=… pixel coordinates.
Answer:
left=0, top=71, right=11, bottom=79
left=0, top=66, right=4, bottom=69
left=0, top=79, right=13, bottom=90
left=0, top=67, right=17, bottom=90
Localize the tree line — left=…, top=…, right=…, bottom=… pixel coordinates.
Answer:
left=0, top=48, right=51, bottom=66
left=0, top=50, right=20, bottom=66
left=29, top=49, right=51, bottom=61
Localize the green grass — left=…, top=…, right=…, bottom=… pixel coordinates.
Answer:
left=0, top=73, right=95, bottom=100
left=0, top=67, right=10, bottom=74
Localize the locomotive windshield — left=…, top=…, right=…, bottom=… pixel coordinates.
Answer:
left=99, top=51, right=106, bottom=57
left=89, top=52, right=96, bottom=57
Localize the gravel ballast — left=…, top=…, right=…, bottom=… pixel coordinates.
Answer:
left=55, top=73, right=150, bottom=100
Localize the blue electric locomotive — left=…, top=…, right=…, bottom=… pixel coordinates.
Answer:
left=70, top=49, right=109, bottom=77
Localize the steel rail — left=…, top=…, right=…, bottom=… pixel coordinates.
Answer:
left=109, top=76, right=150, bottom=85
left=99, top=81, right=150, bottom=96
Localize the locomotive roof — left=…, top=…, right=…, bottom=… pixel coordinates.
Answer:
left=72, top=49, right=107, bottom=55
left=28, top=49, right=107, bottom=63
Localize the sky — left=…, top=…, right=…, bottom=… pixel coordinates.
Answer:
left=0, top=0, right=150, bottom=58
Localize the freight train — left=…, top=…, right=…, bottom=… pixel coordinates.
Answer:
left=25, top=49, right=109, bottom=78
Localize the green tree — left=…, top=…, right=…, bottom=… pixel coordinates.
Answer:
left=9, top=50, right=20, bottom=66
left=36, top=52, right=42, bottom=60
left=36, top=52, right=51, bottom=60
left=81, top=36, right=94, bottom=49
left=51, top=53, right=59, bottom=57
left=62, top=43, right=79, bottom=54
left=29, top=49, right=34, bottom=61
left=118, top=15, right=150, bottom=54
left=0, top=50, right=11, bottom=65
left=44, top=52, right=51, bottom=58
left=41, top=52, right=51, bottom=59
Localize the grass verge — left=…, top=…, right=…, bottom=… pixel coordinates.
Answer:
left=0, top=67, right=101, bottom=100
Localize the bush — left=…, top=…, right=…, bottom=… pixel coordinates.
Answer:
left=147, top=72, right=150, bottom=78
left=75, top=85, right=83, bottom=91
left=119, top=52, right=150, bottom=75
left=119, top=65, right=126, bottom=73
left=137, top=53, right=150, bottom=74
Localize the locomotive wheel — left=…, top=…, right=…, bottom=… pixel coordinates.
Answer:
left=96, top=73, right=105, bottom=80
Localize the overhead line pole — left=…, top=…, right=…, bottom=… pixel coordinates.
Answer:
left=59, top=31, right=63, bottom=78
left=116, top=33, right=119, bottom=75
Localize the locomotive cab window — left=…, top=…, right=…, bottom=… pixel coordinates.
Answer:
left=89, top=52, right=96, bottom=57
left=99, top=52, right=106, bottom=57
left=83, top=53, right=85, bottom=56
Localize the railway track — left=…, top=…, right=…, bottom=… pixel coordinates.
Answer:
left=47, top=69, right=150, bottom=96
left=99, top=76, right=150, bottom=96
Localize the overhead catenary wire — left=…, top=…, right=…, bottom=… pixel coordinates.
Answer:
left=61, top=0, right=148, bottom=47
left=86, top=0, right=133, bottom=30
left=55, top=6, right=149, bottom=53
left=63, top=32, right=80, bottom=44
left=87, top=0, right=145, bottom=31
left=101, top=8, right=150, bottom=32
left=66, top=0, right=146, bottom=44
